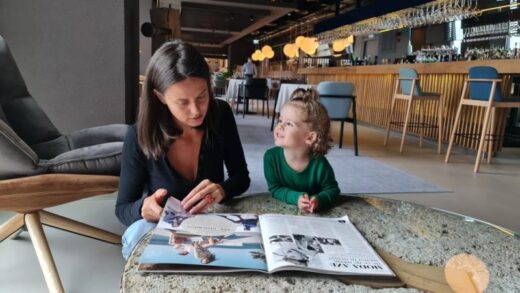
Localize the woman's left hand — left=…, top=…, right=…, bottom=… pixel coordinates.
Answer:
left=181, top=179, right=225, bottom=214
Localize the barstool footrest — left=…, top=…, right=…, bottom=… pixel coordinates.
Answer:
left=389, top=121, right=439, bottom=129
left=454, top=132, right=503, bottom=142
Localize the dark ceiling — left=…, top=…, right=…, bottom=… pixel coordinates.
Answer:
left=170, top=0, right=358, bottom=57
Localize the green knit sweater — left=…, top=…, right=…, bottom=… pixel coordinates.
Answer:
left=263, top=147, right=340, bottom=210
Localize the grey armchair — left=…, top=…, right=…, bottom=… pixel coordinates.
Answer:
left=0, top=35, right=128, bottom=292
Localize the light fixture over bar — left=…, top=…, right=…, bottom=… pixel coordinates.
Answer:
left=317, top=0, right=481, bottom=42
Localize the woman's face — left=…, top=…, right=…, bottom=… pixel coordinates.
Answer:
left=158, top=77, right=210, bottom=129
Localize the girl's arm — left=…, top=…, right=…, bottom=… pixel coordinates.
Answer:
left=263, top=151, right=304, bottom=206
left=115, top=126, right=148, bottom=226
left=312, top=160, right=340, bottom=210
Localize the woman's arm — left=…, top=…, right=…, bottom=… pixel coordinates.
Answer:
left=219, top=101, right=251, bottom=200
left=115, top=126, right=148, bottom=226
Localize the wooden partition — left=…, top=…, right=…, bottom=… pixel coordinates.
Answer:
left=299, top=60, right=520, bottom=151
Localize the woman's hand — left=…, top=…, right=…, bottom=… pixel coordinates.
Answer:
left=298, top=194, right=318, bottom=214
left=181, top=179, right=225, bottom=214
left=141, top=188, right=168, bottom=222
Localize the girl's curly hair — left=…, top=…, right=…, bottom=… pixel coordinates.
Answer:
left=287, top=88, right=332, bottom=156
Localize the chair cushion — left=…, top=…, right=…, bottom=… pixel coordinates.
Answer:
left=0, top=119, right=42, bottom=179
left=468, top=66, right=503, bottom=101
left=67, top=124, right=128, bottom=149
left=2, top=96, right=62, bottom=146
left=41, top=142, right=123, bottom=175
left=31, top=124, right=129, bottom=160
left=317, top=82, right=354, bottom=120
left=31, top=136, right=71, bottom=160
left=317, top=81, right=354, bottom=96
left=399, top=68, right=422, bottom=96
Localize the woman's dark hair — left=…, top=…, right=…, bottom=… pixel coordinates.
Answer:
left=137, top=40, right=217, bottom=159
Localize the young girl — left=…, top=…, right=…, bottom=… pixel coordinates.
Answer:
left=264, top=88, right=340, bottom=213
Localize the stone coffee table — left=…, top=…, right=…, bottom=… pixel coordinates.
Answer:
left=121, top=194, right=520, bottom=292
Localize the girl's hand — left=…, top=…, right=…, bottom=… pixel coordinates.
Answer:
left=181, top=179, right=225, bottom=214
left=298, top=194, right=319, bottom=214
left=309, top=196, right=318, bottom=213
left=141, top=188, right=168, bottom=222
left=298, top=194, right=311, bottom=213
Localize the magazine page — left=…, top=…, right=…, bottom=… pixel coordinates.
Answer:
left=259, top=214, right=394, bottom=276
left=138, top=197, right=268, bottom=272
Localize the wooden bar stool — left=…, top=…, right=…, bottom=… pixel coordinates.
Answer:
left=384, top=68, right=443, bottom=153
left=445, top=66, right=520, bottom=173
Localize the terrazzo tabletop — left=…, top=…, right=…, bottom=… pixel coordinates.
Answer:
left=121, top=194, right=520, bottom=292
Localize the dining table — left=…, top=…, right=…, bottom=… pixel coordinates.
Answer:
left=274, top=83, right=316, bottom=113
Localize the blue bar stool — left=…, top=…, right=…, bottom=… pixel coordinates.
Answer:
left=384, top=68, right=443, bottom=153
left=445, top=66, right=520, bottom=173
left=317, top=82, right=358, bottom=156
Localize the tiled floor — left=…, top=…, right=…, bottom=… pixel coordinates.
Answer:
left=0, top=120, right=518, bottom=292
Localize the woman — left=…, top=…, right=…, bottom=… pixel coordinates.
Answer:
left=115, top=40, right=250, bottom=258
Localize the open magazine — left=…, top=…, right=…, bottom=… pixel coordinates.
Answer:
left=138, top=197, right=395, bottom=277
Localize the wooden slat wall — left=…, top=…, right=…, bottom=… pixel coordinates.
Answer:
left=304, top=72, right=513, bottom=152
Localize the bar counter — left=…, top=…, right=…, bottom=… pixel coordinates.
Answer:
left=299, top=60, right=520, bottom=151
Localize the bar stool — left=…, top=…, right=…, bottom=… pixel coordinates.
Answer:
left=445, top=66, right=520, bottom=173
left=384, top=68, right=443, bottom=153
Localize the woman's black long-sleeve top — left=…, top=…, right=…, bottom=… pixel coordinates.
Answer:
left=115, top=100, right=250, bottom=226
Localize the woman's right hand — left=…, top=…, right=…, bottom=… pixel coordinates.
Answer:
left=141, top=188, right=168, bottom=222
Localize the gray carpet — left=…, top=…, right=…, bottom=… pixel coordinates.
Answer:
left=235, top=114, right=449, bottom=195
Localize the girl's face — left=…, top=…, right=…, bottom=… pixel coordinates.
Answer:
left=274, top=104, right=315, bottom=150
left=155, top=77, right=209, bottom=130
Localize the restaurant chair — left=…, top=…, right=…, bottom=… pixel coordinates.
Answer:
left=445, top=66, right=520, bottom=173
left=317, top=81, right=359, bottom=156
left=212, top=75, right=226, bottom=97
left=0, top=35, right=127, bottom=292
left=384, top=67, right=443, bottom=153
left=236, top=78, right=269, bottom=118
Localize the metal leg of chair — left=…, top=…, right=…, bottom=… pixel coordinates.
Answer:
left=486, top=108, right=496, bottom=164
left=474, top=104, right=493, bottom=173
left=271, top=97, right=278, bottom=131
left=419, top=100, right=424, bottom=148
left=235, top=98, right=239, bottom=116
left=25, top=212, right=65, bottom=293
left=400, top=99, right=413, bottom=153
left=438, top=97, right=443, bottom=154
left=243, top=98, right=247, bottom=118
left=0, top=213, right=24, bottom=242
left=339, top=121, right=344, bottom=149
left=445, top=100, right=464, bottom=163
left=266, top=99, right=269, bottom=119
left=39, top=210, right=120, bottom=244
left=353, top=100, right=359, bottom=156
left=384, top=97, right=396, bottom=147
